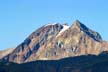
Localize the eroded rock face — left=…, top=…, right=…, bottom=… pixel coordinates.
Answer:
left=3, top=20, right=108, bottom=63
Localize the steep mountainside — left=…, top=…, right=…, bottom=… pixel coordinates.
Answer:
left=3, top=20, right=108, bottom=63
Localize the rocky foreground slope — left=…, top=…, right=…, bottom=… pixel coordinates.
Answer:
left=1, top=52, right=108, bottom=72
left=2, top=20, right=108, bottom=63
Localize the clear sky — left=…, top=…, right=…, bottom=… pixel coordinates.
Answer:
left=0, top=0, right=108, bottom=50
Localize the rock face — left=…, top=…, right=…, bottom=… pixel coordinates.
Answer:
left=0, top=48, right=14, bottom=59
left=3, top=20, right=108, bottom=63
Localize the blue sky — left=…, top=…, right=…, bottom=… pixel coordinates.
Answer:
left=0, top=0, right=108, bottom=50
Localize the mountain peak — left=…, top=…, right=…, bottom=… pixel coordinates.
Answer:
left=71, top=20, right=102, bottom=42
left=2, top=20, right=104, bottom=63
left=74, top=20, right=81, bottom=25
left=71, top=20, right=82, bottom=29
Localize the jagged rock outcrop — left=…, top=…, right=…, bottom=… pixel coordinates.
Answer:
left=2, top=20, right=108, bottom=63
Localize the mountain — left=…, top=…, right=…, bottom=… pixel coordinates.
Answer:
left=2, top=20, right=108, bottom=63
left=0, top=48, right=14, bottom=59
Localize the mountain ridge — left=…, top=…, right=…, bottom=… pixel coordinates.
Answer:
left=2, top=20, right=108, bottom=63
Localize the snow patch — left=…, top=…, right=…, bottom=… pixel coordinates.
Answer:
left=56, top=25, right=70, bottom=37
left=44, top=23, right=57, bottom=27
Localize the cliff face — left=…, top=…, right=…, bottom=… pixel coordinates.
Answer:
left=3, top=20, right=108, bottom=63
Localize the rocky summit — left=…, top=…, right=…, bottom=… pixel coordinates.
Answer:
left=2, top=20, right=108, bottom=63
